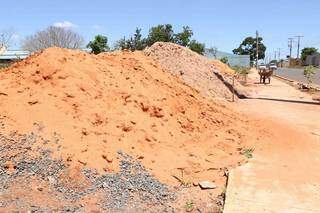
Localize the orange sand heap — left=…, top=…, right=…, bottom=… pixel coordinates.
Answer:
left=0, top=47, right=257, bottom=186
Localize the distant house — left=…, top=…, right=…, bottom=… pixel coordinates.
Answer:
left=305, top=53, right=320, bottom=66
left=204, top=49, right=250, bottom=67
left=0, top=50, right=30, bottom=64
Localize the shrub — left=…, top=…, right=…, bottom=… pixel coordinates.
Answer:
left=220, top=57, right=229, bottom=64
left=303, top=65, right=315, bottom=85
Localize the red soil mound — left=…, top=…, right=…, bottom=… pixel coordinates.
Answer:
left=0, top=47, right=256, bottom=187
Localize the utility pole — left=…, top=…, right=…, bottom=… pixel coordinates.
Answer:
left=295, top=35, right=303, bottom=59
left=274, top=51, right=277, bottom=60
left=288, top=38, right=294, bottom=58
left=256, top=30, right=259, bottom=69
left=277, top=48, right=281, bottom=61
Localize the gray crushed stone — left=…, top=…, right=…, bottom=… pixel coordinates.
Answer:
left=0, top=122, right=176, bottom=212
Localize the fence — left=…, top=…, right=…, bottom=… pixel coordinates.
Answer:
left=204, top=49, right=250, bottom=67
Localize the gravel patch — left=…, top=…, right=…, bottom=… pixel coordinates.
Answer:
left=0, top=122, right=176, bottom=212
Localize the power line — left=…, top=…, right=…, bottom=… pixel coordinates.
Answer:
left=277, top=48, right=281, bottom=61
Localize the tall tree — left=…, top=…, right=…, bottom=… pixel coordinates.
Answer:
left=146, top=24, right=174, bottom=46
left=113, top=37, right=127, bottom=50
left=188, top=40, right=205, bottom=55
left=0, top=28, right=15, bottom=50
left=206, top=46, right=218, bottom=58
left=301, top=47, right=318, bottom=61
left=87, top=35, right=110, bottom=54
left=114, top=24, right=206, bottom=55
left=114, top=28, right=146, bottom=51
left=132, top=28, right=147, bottom=50
left=22, top=26, right=84, bottom=52
left=233, top=36, right=266, bottom=63
left=174, top=26, right=193, bottom=47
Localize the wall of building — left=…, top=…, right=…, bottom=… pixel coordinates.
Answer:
left=204, top=50, right=250, bottom=67
left=305, top=54, right=320, bottom=66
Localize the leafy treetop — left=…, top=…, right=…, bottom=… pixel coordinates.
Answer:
left=114, top=24, right=206, bottom=55
left=233, top=36, right=266, bottom=62
left=174, top=26, right=193, bottom=47
left=301, top=47, right=318, bottom=61
left=87, top=35, right=109, bottom=54
left=188, top=40, right=205, bottom=55
left=146, top=24, right=174, bottom=46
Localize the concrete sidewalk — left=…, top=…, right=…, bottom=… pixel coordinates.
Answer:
left=224, top=71, right=320, bottom=213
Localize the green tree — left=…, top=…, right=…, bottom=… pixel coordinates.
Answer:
left=146, top=24, right=174, bottom=46
left=115, top=24, right=206, bottom=55
left=233, top=36, right=266, bottom=63
left=87, top=35, right=109, bottom=54
left=207, top=46, right=218, bottom=59
left=301, top=47, right=318, bottom=62
left=174, top=26, right=193, bottom=47
left=114, top=28, right=147, bottom=51
left=113, top=37, right=126, bottom=50
left=188, top=40, right=205, bottom=55
left=131, top=28, right=147, bottom=50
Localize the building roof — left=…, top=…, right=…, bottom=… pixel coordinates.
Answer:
left=0, top=50, right=30, bottom=60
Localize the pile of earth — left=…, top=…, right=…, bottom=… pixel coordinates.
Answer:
left=144, top=42, right=233, bottom=100
left=210, top=59, right=235, bottom=76
left=0, top=47, right=259, bottom=210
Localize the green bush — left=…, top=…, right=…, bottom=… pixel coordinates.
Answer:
left=0, top=64, right=10, bottom=69
left=232, top=66, right=250, bottom=75
left=220, top=57, right=229, bottom=64
left=303, top=65, right=315, bottom=85
left=87, top=35, right=110, bottom=54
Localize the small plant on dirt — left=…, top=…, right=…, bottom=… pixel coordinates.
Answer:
left=0, top=64, right=10, bottom=69
left=172, top=169, right=192, bottom=187
left=240, top=148, right=254, bottom=158
left=232, top=66, right=250, bottom=75
left=220, top=57, right=229, bottom=64
left=303, top=65, right=315, bottom=86
left=232, top=66, right=250, bottom=84
left=185, top=200, right=194, bottom=212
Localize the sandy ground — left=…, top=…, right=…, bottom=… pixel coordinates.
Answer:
left=224, top=70, right=320, bottom=212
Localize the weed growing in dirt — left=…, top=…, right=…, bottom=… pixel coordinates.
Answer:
left=232, top=66, right=250, bottom=75
left=240, top=148, right=254, bottom=158
left=172, top=169, right=192, bottom=187
left=0, top=64, right=10, bottom=69
left=185, top=200, right=194, bottom=212
left=303, top=65, right=315, bottom=86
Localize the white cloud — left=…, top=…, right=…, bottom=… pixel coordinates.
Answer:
left=92, top=25, right=103, bottom=30
left=53, top=21, right=77, bottom=29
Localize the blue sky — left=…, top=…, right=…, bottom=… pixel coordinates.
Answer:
left=1, top=0, right=320, bottom=58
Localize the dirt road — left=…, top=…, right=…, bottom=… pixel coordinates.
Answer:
left=224, top=71, right=320, bottom=212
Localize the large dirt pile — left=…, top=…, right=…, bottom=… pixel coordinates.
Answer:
left=0, top=47, right=258, bottom=210
left=210, top=59, right=235, bottom=76
left=144, top=42, right=232, bottom=100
